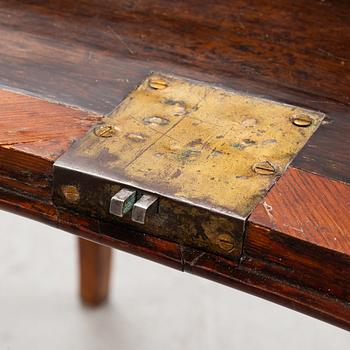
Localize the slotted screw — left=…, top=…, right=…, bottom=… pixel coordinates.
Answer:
left=252, top=161, right=276, bottom=175
left=94, top=124, right=117, bottom=137
left=291, top=115, right=312, bottom=127
left=215, top=234, right=235, bottom=252
left=148, top=78, right=168, bottom=90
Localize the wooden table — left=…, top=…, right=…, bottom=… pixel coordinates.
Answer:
left=0, top=0, right=349, bottom=330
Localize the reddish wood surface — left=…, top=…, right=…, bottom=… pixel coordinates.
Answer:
left=247, top=168, right=350, bottom=304
left=0, top=0, right=350, bottom=330
left=0, top=88, right=349, bottom=328
left=0, top=89, right=101, bottom=199
left=0, top=0, right=349, bottom=183
left=250, top=168, right=350, bottom=256
left=1, top=0, right=350, bottom=107
left=1, top=186, right=349, bottom=329
left=0, top=89, right=99, bottom=156
left=79, top=238, right=112, bottom=306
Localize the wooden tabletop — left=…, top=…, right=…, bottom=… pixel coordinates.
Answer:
left=0, top=0, right=349, bottom=329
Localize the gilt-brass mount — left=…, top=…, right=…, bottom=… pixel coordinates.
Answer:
left=53, top=73, right=324, bottom=260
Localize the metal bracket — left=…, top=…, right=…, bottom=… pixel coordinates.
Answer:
left=53, top=73, right=324, bottom=260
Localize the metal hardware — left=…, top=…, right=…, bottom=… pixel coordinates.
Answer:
left=252, top=161, right=277, bottom=176
left=94, top=124, right=118, bottom=137
left=215, top=233, right=235, bottom=252
left=61, top=185, right=80, bottom=203
left=148, top=77, right=168, bottom=90
left=291, top=115, right=313, bottom=127
left=53, top=73, right=324, bottom=260
left=110, top=188, right=136, bottom=217
left=132, top=194, right=158, bottom=224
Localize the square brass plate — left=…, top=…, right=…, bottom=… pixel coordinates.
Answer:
left=53, top=73, right=324, bottom=258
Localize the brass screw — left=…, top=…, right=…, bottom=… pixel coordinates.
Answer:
left=216, top=234, right=234, bottom=252
left=94, top=124, right=117, bottom=137
left=291, top=115, right=312, bottom=127
left=61, top=185, right=80, bottom=203
left=252, top=161, right=276, bottom=175
left=148, top=78, right=168, bottom=90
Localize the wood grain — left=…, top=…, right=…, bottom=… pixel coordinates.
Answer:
left=292, top=112, right=350, bottom=184
left=0, top=0, right=349, bottom=183
left=1, top=0, right=350, bottom=106
left=1, top=186, right=349, bottom=329
left=0, top=89, right=101, bottom=198
left=182, top=248, right=350, bottom=330
left=247, top=168, right=350, bottom=302
left=250, top=168, right=350, bottom=256
left=0, top=0, right=350, bottom=329
left=0, top=89, right=100, bottom=159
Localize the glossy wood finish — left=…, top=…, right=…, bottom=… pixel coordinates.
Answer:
left=250, top=168, right=350, bottom=256
left=292, top=111, right=350, bottom=184
left=0, top=0, right=350, bottom=183
left=1, top=88, right=349, bottom=328
left=1, top=0, right=349, bottom=106
left=0, top=89, right=100, bottom=200
left=79, top=238, right=112, bottom=306
left=0, top=0, right=350, bottom=330
left=247, top=168, right=350, bottom=303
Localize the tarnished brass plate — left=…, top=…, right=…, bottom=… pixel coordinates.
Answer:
left=53, top=73, right=324, bottom=259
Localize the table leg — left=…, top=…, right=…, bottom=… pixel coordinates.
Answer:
left=78, top=238, right=112, bottom=306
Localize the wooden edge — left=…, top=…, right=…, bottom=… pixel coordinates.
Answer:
left=183, top=248, right=350, bottom=330
left=248, top=167, right=350, bottom=256
left=1, top=186, right=349, bottom=330
left=246, top=167, right=350, bottom=314
left=1, top=83, right=350, bottom=328
left=0, top=187, right=183, bottom=271
left=0, top=88, right=101, bottom=199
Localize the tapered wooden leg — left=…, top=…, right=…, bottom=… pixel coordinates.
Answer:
left=78, top=238, right=112, bottom=306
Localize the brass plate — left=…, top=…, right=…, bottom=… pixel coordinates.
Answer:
left=53, top=73, right=324, bottom=259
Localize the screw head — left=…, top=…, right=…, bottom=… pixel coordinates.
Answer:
left=61, top=185, right=80, bottom=203
left=252, top=161, right=277, bottom=175
left=94, top=124, right=117, bottom=137
left=148, top=78, right=168, bottom=90
left=215, top=233, right=235, bottom=252
left=291, top=115, right=312, bottom=127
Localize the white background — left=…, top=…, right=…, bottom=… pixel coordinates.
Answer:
left=0, top=210, right=349, bottom=349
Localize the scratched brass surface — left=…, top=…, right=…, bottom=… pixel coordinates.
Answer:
left=57, top=73, right=323, bottom=216
left=53, top=73, right=324, bottom=259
